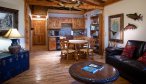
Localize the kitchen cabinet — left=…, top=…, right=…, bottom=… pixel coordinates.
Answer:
left=48, top=17, right=61, bottom=29
left=48, top=17, right=85, bottom=30
left=72, top=18, right=85, bottom=29
left=61, top=17, right=72, bottom=23
left=48, top=37, right=56, bottom=50
left=48, top=36, right=60, bottom=50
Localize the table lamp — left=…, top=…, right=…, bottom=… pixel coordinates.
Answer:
left=4, top=28, right=23, bottom=54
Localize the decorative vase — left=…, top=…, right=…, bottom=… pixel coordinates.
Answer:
left=9, top=45, right=21, bottom=54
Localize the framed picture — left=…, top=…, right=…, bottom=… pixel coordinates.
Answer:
left=108, top=13, right=124, bottom=43
left=0, top=6, right=18, bottom=36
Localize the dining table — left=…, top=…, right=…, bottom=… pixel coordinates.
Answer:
left=68, top=40, right=88, bottom=60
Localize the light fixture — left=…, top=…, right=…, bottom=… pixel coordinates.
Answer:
left=4, top=28, right=23, bottom=54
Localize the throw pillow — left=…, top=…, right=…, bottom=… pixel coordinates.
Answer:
left=138, top=52, right=146, bottom=65
left=121, top=45, right=136, bottom=58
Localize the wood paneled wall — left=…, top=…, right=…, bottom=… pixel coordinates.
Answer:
left=31, top=5, right=48, bottom=15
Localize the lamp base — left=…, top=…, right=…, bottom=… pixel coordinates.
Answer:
left=9, top=45, right=21, bottom=54
left=9, top=39, right=21, bottom=54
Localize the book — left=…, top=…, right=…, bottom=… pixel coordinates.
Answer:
left=82, top=64, right=104, bottom=74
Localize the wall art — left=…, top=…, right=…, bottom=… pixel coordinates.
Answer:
left=108, top=13, right=124, bottom=43
left=0, top=6, right=18, bottom=36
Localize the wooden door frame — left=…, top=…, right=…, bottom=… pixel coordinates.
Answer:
left=25, top=0, right=48, bottom=50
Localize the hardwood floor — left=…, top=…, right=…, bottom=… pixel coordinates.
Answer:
left=4, top=50, right=131, bottom=84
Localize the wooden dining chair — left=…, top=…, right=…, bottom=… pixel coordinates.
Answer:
left=74, top=36, right=85, bottom=40
left=80, top=38, right=95, bottom=59
left=60, top=39, right=75, bottom=60
left=88, top=38, right=96, bottom=56
left=60, top=39, right=68, bottom=57
left=79, top=41, right=89, bottom=58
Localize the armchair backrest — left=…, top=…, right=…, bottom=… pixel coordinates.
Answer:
left=142, top=42, right=146, bottom=53
left=126, top=40, right=145, bottom=59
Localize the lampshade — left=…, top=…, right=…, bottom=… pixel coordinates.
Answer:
left=4, top=28, right=23, bottom=39
left=4, top=28, right=23, bottom=54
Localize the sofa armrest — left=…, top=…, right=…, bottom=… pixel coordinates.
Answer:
left=106, top=47, right=124, bottom=57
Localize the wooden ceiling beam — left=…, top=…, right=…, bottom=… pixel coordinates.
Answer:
left=80, top=0, right=101, bottom=6
left=79, top=4, right=103, bottom=10
left=48, top=9, right=85, bottom=14
left=28, top=0, right=59, bottom=7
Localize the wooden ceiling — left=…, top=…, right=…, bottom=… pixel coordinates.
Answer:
left=27, top=0, right=121, bottom=14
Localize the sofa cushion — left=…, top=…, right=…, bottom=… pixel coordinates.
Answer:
left=124, top=60, right=146, bottom=72
left=138, top=52, right=146, bottom=65
left=121, top=45, right=136, bottom=58
left=108, top=55, right=130, bottom=62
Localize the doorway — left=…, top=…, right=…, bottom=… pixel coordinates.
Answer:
left=31, top=19, right=47, bottom=51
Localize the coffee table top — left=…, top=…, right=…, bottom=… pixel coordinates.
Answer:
left=69, top=61, right=119, bottom=84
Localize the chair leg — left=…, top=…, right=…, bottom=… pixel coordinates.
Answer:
left=75, top=52, right=79, bottom=61
left=91, top=51, right=94, bottom=60
left=61, top=52, right=63, bottom=59
left=85, top=49, right=89, bottom=59
left=92, top=51, right=93, bottom=56
left=67, top=53, right=69, bottom=60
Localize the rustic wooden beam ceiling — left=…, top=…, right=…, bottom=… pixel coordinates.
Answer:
left=28, top=0, right=104, bottom=10
left=27, top=0, right=121, bottom=14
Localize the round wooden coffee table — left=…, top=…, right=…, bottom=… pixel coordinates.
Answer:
left=69, top=61, right=119, bottom=84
